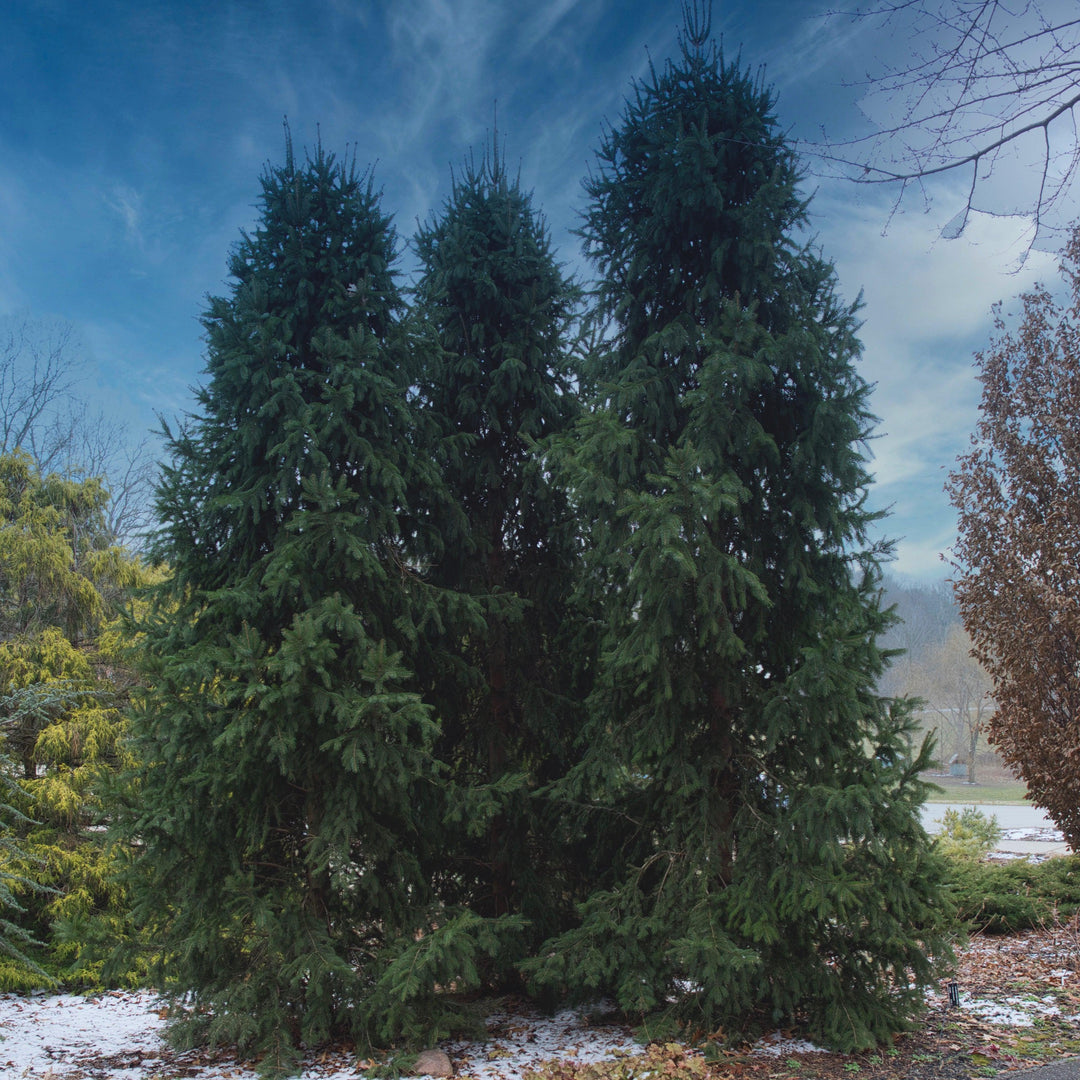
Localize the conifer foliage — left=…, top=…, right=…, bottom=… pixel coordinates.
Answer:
left=526, top=7, right=952, bottom=1051
left=0, top=451, right=147, bottom=988
left=123, top=138, right=440, bottom=1070
left=411, top=147, right=586, bottom=950
left=119, top=9, right=954, bottom=1065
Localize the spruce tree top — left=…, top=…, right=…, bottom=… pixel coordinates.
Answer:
left=413, top=147, right=575, bottom=424
left=156, top=135, right=417, bottom=615
left=583, top=8, right=805, bottom=360
left=413, top=146, right=578, bottom=563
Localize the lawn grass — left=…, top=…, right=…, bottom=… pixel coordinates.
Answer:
left=923, top=773, right=1030, bottom=805
left=921, top=760, right=1030, bottom=805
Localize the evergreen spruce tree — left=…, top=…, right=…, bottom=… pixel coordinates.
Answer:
left=410, top=146, right=589, bottom=959
left=525, top=6, right=953, bottom=1051
left=121, top=137, right=444, bottom=1071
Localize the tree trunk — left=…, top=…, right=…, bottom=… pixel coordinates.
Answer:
left=967, top=721, right=980, bottom=784
left=487, top=529, right=512, bottom=918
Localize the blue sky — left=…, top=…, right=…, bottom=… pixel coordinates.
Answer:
left=0, top=0, right=1064, bottom=579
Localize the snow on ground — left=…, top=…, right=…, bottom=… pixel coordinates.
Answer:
left=1, top=990, right=171, bottom=1079
left=753, top=1032, right=825, bottom=1057
left=999, top=827, right=1065, bottom=843
left=958, top=991, right=1062, bottom=1027
left=2, top=993, right=642, bottom=1079
left=443, top=1004, right=642, bottom=1078
left=0, top=991, right=829, bottom=1080
left=2, top=969, right=1073, bottom=1079
left=981, top=826, right=1071, bottom=863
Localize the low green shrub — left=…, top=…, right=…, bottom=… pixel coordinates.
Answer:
left=948, top=855, right=1080, bottom=932
left=933, top=807, right=1002, bottom=860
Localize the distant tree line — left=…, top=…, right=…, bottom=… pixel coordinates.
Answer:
left=877, top=576, right=995, bottom=783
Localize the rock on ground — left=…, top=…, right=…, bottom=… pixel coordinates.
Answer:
left=413, top=1048, right=454, bottom=1076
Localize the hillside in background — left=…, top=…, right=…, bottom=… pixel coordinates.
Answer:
left=880, top=575, right=1016, bottom=791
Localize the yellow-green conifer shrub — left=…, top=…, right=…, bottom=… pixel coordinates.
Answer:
left=0, top=451, right=151, bottom=988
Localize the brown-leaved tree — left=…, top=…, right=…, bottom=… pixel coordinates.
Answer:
left=948, top=226, right=1080, bottom=848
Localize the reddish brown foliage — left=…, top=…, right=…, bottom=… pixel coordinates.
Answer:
left=948, top=227, right=1080, bottom=850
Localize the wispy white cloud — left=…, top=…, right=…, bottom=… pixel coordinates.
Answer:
left=766, top=4, right=874, bottom=95
left=106, top=184, right=143, bottom=245
left=818, top=186, right=1058, bottom=579
left=517, top=0, right=580, bottom=53
left=384, top=0, right=504, bottom=143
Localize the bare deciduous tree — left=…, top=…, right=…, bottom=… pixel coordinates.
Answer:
left=816, top=1, right=1080, bottom=246
left=903, top=623, right=994, bottom=782
left=0, top=315, right=81, bottom=468
left=948, top=225, right=1080, bottom=847
left=0, top=314, right=155, bottom=546
left=64, top=416, right=156, bottom=546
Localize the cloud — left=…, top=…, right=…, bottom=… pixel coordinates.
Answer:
left=384, top=0, right=504, bottom=145
left=517, top=0, right=580, bottom=53
left=767, top=4, right=873, bottom=94
left=815, top=185, right=1058, bottom=579
left=106, top=184, right=143, bottom=245
left=848, top=213, right=1052, bottom=340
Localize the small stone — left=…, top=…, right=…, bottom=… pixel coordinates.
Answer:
left=413, top=1048, right=453, bottom=1077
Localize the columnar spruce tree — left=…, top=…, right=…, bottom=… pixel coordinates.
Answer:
left=411, top=147, right=588, bottom=955
left=527, top=8, right=952, bottom=1050
left=122, top=139, right=442, bottom=1069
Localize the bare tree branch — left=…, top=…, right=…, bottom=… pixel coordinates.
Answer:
left=70, top=420, right=157, bottom=547
left=811, top=1, right=1080, bottom=251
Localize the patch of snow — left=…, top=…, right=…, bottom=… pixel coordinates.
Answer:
left=0, top=990, right=169, bottom=1079
left=987, top=849, right=1061, bottom=864
left=959, top=992, right=1062, bottom=1027
left=999, top=827, right=1065, bottom=842
left=753, top=1032, right=826, bottom=1056
left=0, top=992, right=645, bottom=1080
left=442, top=1005, right=642, bottom=1079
